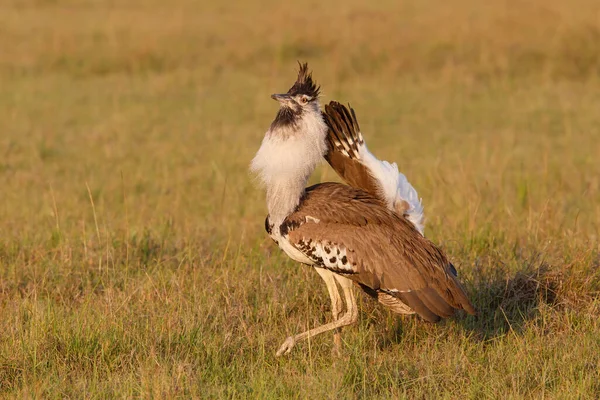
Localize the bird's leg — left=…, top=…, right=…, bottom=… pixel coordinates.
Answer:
left=313, top=268, right=344, bottom=354
left=276, top=274, right=358, bottom=357
left=334, top=275, right=358, bottom=323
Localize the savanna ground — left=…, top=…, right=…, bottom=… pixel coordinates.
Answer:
left=1, top=0, right=600, bottom=398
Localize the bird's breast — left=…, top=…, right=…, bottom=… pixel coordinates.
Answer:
left=265, top=214, right=314, bottom=265
left=274, top=232, right=314, bottom=265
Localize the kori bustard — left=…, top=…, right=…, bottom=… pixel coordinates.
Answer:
left=251, top=63, right=476, bottom=356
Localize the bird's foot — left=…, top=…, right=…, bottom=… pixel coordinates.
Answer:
left=275, top=336, right=296, bottom=357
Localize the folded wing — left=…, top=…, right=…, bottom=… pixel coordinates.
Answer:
left=281, top=183, right=476, bottom=322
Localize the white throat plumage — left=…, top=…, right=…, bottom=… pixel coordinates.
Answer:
left=251, top=104, right=328, bottom=229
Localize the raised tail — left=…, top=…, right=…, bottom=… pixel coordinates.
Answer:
left=323, top=101, right=425, bottom=235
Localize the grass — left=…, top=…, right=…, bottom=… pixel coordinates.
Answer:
left=1, top=0, right=600, bottom=397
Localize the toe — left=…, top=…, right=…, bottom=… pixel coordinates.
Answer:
left=275, top=337, right=295, bottom=357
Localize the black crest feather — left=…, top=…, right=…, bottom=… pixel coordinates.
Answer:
left=287, top=62, right=320, bottom=98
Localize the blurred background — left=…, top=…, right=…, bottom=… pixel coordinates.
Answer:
left=1, top=0, right=600, bottom=397
left=2, top=0, right=600, bottom=242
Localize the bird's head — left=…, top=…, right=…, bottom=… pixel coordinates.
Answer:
left=269, top=62, right=322, bottom=133
left=251, top=62, right=328, bottom=197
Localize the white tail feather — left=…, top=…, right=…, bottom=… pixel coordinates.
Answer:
left=360, top=145, right=425, bottom=235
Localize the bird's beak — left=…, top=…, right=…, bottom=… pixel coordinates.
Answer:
left=271, top=93, right=292, bottom=103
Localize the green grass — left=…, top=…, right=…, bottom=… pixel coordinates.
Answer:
left=1, top=0, right=600, bottom=398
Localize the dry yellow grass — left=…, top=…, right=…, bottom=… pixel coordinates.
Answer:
left=1, top=0, right=600, bottom=397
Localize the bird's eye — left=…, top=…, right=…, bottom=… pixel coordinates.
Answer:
left=300, top=95, right=310, bottom=104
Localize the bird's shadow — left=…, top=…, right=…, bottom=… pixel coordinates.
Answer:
left=453, top=259, right=559, bottom=341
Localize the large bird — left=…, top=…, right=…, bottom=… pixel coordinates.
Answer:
left=251, top=63, right=475, bottom=356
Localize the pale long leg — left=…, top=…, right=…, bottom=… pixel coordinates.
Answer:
left=276, top=273, right=358, bottom=356
left=313, top=267, right=343, bottom=353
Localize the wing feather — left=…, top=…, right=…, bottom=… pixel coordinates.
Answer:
left=284, top=183, right=476, bottom=320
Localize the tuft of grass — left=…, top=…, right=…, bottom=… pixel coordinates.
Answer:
left=1, top=0, right=600, bottom=397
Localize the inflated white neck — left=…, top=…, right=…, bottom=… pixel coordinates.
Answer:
left=251, top=106, right=328, bottom=228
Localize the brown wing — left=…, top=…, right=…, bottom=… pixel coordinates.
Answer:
left=284, top=183, right=476, bottom=322
left=323, top=101, right=383, bottom=200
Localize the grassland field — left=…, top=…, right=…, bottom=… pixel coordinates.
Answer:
left=1, top=0, right=600, bottom=398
